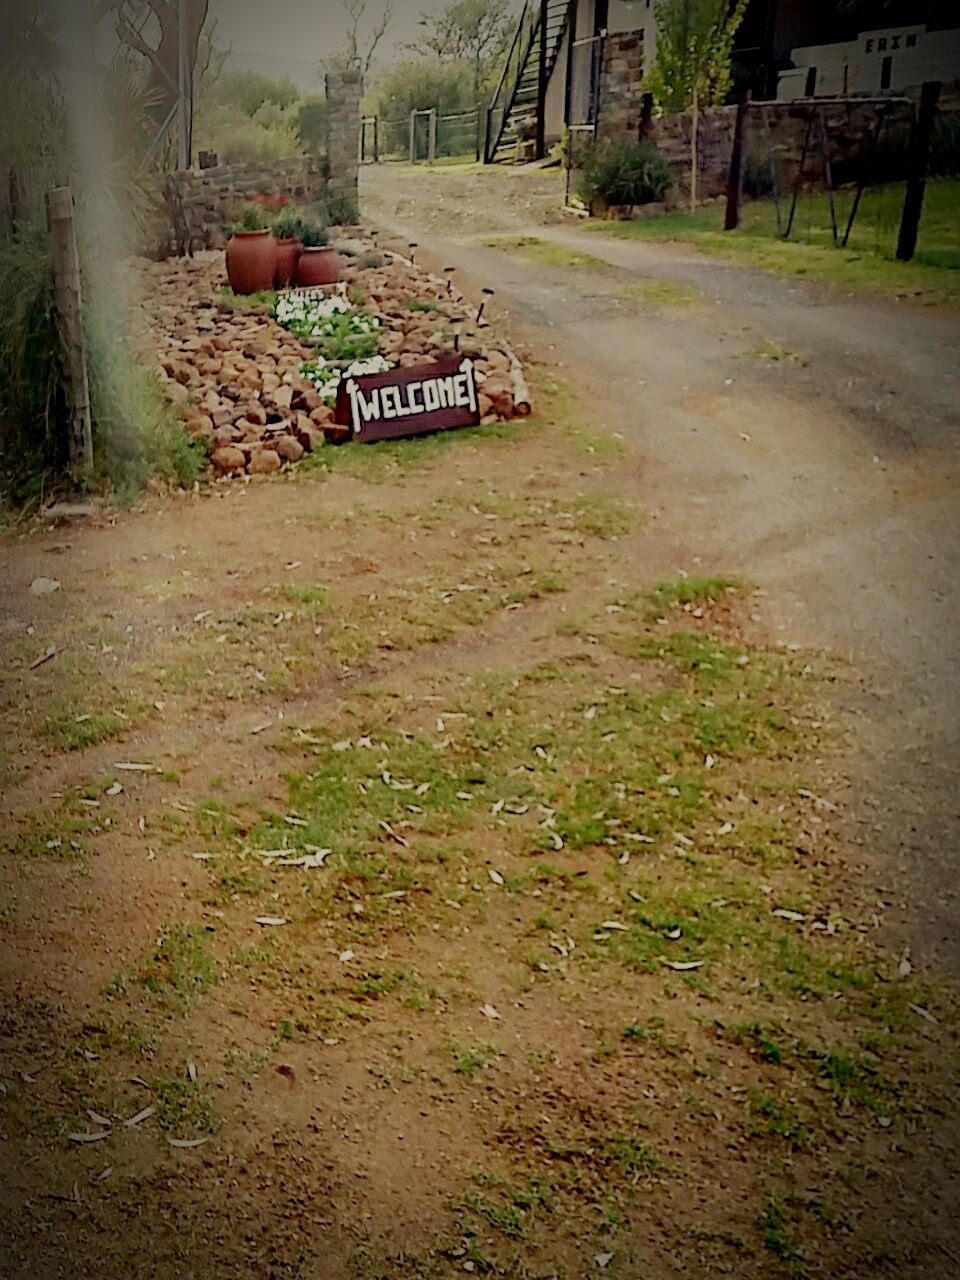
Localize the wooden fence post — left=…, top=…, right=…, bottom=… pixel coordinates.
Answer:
left=724, top=98, right=749, bottom=231
left=428, top=108, right=438, bottom=164
left=46, top=186, right=93, bottom=482
left=897, top=80, right=941, bottom=263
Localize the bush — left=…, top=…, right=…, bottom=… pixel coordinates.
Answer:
left=579, top=139, right=673, bottom=208
left=326, top=194, right=360, bottom=226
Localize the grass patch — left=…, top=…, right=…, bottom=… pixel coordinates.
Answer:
left=39, top=701, right=127, bottom=751
left=152, top=1075, right=219, bottom=1136
left=219, top=285, right=277, bottom=311
left=645, top=575, right=736, bottom=615
left=584, top=177, right=960, bottom=305
left=453, top=1043, right=497, bottom=1077
left=110, top=923, right=217, bottom=1010
left=742, top=340, right=796, bottom=361
left=480, top=234, right=608, bottom=271
left=623, top=280, right=702, bottom=307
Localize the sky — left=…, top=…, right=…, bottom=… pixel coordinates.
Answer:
left=212, top=0, right=435, bottom=90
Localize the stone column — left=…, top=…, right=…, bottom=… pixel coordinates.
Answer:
left=597, top=32, right=645, bottom=143
left=325, top=71, right=361, bottom=219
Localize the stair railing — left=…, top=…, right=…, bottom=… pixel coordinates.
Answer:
left=485, top=1, right=538, bottom=161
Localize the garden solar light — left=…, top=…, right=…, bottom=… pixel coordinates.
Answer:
left=408, top=242, right=418, bottom=262
left=477, top=287, right=495, bottom=323
left=444, top=266, right=456, bottom=292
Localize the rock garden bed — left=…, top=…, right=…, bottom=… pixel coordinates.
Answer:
left=139, top=232, right=530, bottom=479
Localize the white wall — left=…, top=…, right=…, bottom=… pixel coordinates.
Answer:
left=778, top=25, right=960, bottom=98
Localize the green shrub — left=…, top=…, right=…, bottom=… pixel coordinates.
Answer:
left=234, top=203, right=269, bottom=232
left=272, top=209, right=304, bottom=241
left=579, top=139, right=673, bottom=208
left=326, top=193, right=360, bottom=226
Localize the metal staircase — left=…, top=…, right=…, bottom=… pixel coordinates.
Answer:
left=484, top=0, right=573, bottom=163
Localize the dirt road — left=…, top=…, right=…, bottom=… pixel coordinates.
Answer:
left=364, top=162, right=960, bottom=970
left=0, top=170, right=958, bottom=1279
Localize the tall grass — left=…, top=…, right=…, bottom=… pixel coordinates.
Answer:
left=0, top=219, right=201, bottom=507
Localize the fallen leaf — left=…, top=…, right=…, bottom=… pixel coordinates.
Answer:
left=773, top=908, right=805, bottom=923
left=30, top=577, right=61, bottom=595
left=338, top=949, right=354, bottom=963
left=113, top=762, right=156, bottom=773
left=659, top=958, right=704, bottom=971
left=595, top=1254, right=613, bottom=1269
left=68, top=1131, right=110, bottom=1144
left=488, top=868, right=505, bottom=886
left=167, top=1137, right=209, bottom=1149
left=28, top=645, right=59, bottom=670
left=908, top=1002, right=938, bottom=1024
left=124, top=1106, right=155, bottom=1127
left=105, top=783, right=123, bottom=796
left=479, top=1003, right=501, bottom=1020
left=255, top=917, right=289, bottom=927
left=87, top=1110, right=112, bottom=1127
left=600, top=921, right=628, bottom=931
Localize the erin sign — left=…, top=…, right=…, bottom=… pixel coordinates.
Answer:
left=336, top=355, right=480, bottom=442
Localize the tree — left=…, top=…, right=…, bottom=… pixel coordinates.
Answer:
left=113, top=0, right=211, bottom=159
left=323, top=0, right=393, bottom=90
left=646, top=0, right=747, bottom=210
left=407, top=0, right=515, bottom=100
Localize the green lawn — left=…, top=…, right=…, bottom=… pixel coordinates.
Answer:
left=584, top=177, right=960, bottom=305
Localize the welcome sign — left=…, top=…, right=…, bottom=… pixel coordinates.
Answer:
left=335, top=355, right=480, bottom=443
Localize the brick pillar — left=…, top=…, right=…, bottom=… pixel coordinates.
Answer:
left=597, top=31, right=645, bottom=143
left=325, top=71, right=361, bottom=218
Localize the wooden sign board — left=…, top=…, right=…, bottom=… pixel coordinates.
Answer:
left=335, top=355, right=480, bottom=443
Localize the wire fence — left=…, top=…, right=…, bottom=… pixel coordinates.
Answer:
left=360, top=109, right=485, bottom=166
left=727, top=89, right=959, bottom=264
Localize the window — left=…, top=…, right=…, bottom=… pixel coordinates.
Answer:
left=804, top=66, right=817, bottom=97
left=880, top=55, right=893, bottom=90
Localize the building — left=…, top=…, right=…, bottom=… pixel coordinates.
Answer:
left=484, top=0, right=829, bottom=162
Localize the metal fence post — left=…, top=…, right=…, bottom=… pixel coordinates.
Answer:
left=409, top=109, right=417, bottom=163
left=46, top=186, right=93, bottom=482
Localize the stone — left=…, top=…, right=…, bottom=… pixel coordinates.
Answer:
left=272, top=385, right=294, bottom=411
left=211, top=445, right=245, bottom=474
left=274, top=435, right=305, bottom=463
left=310, top=405, right=335, bottom=426
left=248, top=448, right=282, bottom=475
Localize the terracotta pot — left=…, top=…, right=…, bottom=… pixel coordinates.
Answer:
left=225, top=230, right=277, bottom=294
left=296, top=247, right=341, bottom=287
left=274, top=238, right=302, bottom=288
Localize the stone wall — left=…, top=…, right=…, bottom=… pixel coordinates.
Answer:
left=146, top=71, right=361, bottom=258
left=147, top=153, right=329, bottom=257
left=587, top=47, right=956, bottom=210
left=652, top=97, right=918, bottom=204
